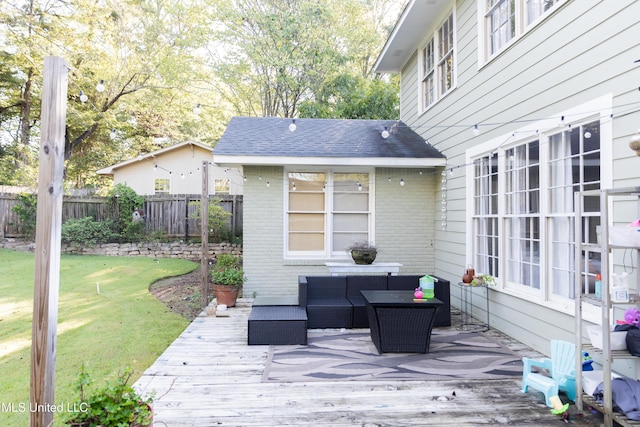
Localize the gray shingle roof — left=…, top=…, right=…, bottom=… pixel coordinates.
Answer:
left=213, top=117, right=445, bottom=164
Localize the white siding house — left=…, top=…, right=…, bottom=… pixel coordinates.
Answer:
left=97, top=140, right=243, bottom=196
left=375, top=0, right=640, bottom=357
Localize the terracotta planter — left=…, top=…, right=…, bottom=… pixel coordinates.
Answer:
left=213, top=284, right=240, bottom=307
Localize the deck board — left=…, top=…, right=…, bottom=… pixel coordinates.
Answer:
left=135, top=300, right=604, bottom=426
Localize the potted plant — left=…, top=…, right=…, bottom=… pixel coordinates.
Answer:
left=347, top=240, right=378, bottom=265
left=211, top=253, right=245, bottom=307
left=64, top=366, right=153, bottom=427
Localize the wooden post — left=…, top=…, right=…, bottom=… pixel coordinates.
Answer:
left=201, top=161, right=209, bottom=309
left=29, top=56, right=68, bottom=427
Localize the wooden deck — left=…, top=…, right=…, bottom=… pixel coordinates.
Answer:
left=134, top=300, right=605, bottom=426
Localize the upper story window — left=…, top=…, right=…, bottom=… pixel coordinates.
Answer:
left=481, top=0, right=563, bottom=61
left=420, top=11, right=455, bottom=112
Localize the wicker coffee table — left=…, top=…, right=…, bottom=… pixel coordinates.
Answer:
left=361, top=290, right=442, bottom=353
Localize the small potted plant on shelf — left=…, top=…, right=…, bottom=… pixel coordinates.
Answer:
left=347, top=240, right=378, bottom=265
left=471, top=274, right=496, bottom=287
left=64, top=366, right=153, bottom=427
left=211, top=253, right=245, bottom=307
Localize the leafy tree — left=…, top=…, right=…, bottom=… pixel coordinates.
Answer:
left=0, top=0, right=228, bottom=188
left=299, top=73, right=399, bottom=119
left=210, top=0, right=401, bottom=119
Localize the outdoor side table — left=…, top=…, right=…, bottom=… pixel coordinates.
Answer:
left=361, top=290, right=442, bottom=353
left=455, top=282, right=489, bottom=332
left=248, top=296, right=307, bottom=345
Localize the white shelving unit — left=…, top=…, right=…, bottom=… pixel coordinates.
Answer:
left=574, top=188, right=640, bottom=427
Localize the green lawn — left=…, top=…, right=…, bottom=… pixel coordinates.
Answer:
left=0, top=248, right=198, bottom=426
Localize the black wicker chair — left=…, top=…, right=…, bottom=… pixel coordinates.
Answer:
left=346, top=275, right=388, bottom=328
left=299, top=276, right=352, bottom=329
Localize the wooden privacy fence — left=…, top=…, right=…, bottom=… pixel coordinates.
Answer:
left=0, top=193, right=243, bottom=240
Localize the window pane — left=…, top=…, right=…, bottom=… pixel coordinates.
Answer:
left=289, top=172, right=325, bottom=191
left=334, top=213, right=368, bottom=232
left=289, top=213, right=324, bottom=232
left=290, top=193, right=324, bottom=211
left=334, top=173, right=368, bottom=191
left=334, top=233, right=368, bottom=252
left=214, top=179, right=229, bottom=194
left=334, top=193, right=368, bottom=211
left=290, top=233, right=324, bottom=251
left=489, top=0, right=515, bottom=54
left=154, top=179, right=170, bottom=194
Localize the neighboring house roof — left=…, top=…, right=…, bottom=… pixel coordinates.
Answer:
left=374, top=0, right=450, bottom=74
left=213, top=117, right=446, bottom=168
left=96, top=140, right=212, bottom=176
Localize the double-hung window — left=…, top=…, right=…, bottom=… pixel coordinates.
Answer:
left=481, top=0, right=564, bottom=60
left=420, top=11, right=455, bottom=112
left=471, top=115, right=602, bottom=302
left=287, top=170, right=372, bottom=258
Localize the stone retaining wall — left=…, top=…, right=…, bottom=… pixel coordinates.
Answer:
left=0, top=238, right=242, bottom=261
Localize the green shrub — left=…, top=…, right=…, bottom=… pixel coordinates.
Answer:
left=108, top=183, right=146, bottom=242
left=189, top=198, right=232, bottom=242
left=11, top=193, right=37, bottom=240
left=211, top=254, right=244, bottom=287
left=64, top=366, right=153, bottom=427
left=215, top=253, right=242, bottom=270
left=61, top=217, right=119, bottom=246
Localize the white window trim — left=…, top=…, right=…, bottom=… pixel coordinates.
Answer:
left=477, top=0, right=567, bottom=68
left=465, top=94, right=613, bottom=319
left=283, top=167, right=375, bottom=260
left=418, top=8, right=457, bottom=115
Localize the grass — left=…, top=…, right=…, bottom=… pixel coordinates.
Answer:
left=0, top=248, right=198, bottom=426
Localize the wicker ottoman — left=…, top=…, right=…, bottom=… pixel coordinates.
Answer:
left=248, top=306, right=308, bottom=345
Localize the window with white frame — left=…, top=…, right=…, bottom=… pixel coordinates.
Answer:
left=286, top=170, right=371, bottom=257
left=214, top=178, right=230, bottom=194
left=481, top=0, right=563, bottom=60
left=154, top=178, right=170, bottom=194
left=471, top=119, right=601, bottom=300
left=420, top=11, right=455, bottom=112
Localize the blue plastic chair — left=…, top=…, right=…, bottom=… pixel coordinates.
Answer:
left=521, top=340, right=577, bottom=407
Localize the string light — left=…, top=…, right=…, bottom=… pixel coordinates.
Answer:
left=289, top=119, right=297, bottom=132
left=381, top=127, right=390, bottom=139
left=79, top=91, right=88, bottom=103
left=193, top=104, right=201, bottom=115
left=96, top=80, right=105, bottom=93
left=473, top=124, right=480, bottom=136
left=399, top=178, right=405, bottom=186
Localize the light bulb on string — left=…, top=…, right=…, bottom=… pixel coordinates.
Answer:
left=110, top=129, right=116, bottom=140
left=79, top=91, right=88, bottom=103
left=266, top=181, right=270, bottom=188
left=193, top=104, right=201, bottom=115
left=381, top=127, right=390, bottom=139
left=289, top=119, right=296, bottom=132
left=96, top=80, right=105, bottom=93
left=472, top=124, right=480, bottom=136
left=399, top=179, right=405, bottom=186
